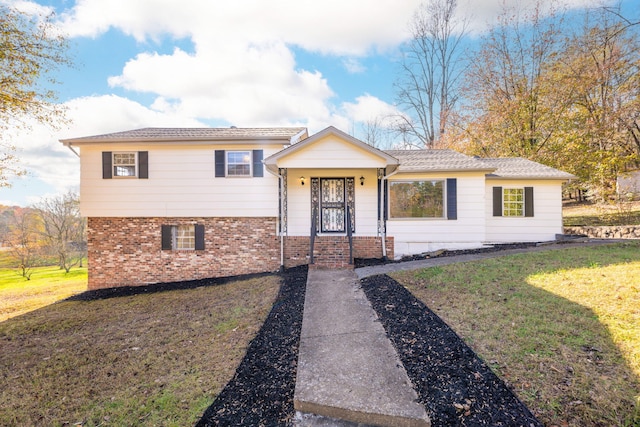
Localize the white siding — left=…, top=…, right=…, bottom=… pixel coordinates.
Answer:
left=277, top=134, right=389, bottom=169
left=80, top=144, right=281, bottom=217
left=485, top=179, right=564, bottom=242
left=286, top=168, right=380, bottom=236
left=387, top=172, right=487, bottom=258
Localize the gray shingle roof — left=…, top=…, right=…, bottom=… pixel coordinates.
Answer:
left=384, top=149, right=493, bottom=172
left=61, top=127, right=308, bottom=145
left=481, top=157, right=575, bottom=180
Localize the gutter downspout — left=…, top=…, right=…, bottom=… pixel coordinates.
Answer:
left=380, top=168, right=399, bottom=259
left=265, top=165, right=285, bottom=271
left=65, top=143, right=80, bottom=158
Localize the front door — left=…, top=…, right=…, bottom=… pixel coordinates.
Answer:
left=320, top=178, right=345, bottom=232
left=311, top=177, right=356, bottom=234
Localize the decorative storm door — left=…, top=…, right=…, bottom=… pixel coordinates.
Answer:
left=311, top=177, right=355, bottom=233
left=320, top=178, right=346, bottom=232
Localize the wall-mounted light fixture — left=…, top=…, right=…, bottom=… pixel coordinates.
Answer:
left=360, top=176, right=365, bottom=186
left=300, top=176, right=306, bottom=186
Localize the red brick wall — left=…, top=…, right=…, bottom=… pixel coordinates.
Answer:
left=283, top=235, right=394, bottom=269
left=87, top=217, right=280, bottom=289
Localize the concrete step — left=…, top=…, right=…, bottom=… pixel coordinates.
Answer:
left=294, top=269, right=430, bottom=427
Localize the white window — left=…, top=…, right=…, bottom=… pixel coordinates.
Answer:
left=173, top=225, right=195, bottom=250
left=389, top=180, right=445, bottom=218
left=227, top=151, right=251, bottom=176
left=113, top=152, right=136, bottom=177
left=503, top=188, right=524, bottom=217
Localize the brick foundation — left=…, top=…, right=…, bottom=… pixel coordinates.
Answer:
left=87, top=217, right=280, bottom=289
left=283, top=235, right=394, bottom=269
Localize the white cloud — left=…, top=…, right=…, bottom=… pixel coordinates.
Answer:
left=342, top=94, right=403, bottom=126
left=57, top=0, right=422, bottom=55
left=458, top=0, right=618, bottom=34
left=107, top=42, right=336, bottom=126
left=342, top=58, right=366, bottom=74
left=3, top=95, right=206, bottom=198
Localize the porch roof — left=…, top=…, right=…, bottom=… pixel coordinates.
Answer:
left=264, top=126, right=399, bottom=174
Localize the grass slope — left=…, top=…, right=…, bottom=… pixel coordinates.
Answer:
left=0, top=265, right=87, bottom=322
left=0, top=275, right=281, bottom=426
left=392, top=242, right=640, bottom=426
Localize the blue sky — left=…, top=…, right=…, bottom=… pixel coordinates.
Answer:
left=0, top=0, right=632, bottom=206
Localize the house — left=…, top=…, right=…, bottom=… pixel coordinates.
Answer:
left=61, top=126, right=574, bottom=290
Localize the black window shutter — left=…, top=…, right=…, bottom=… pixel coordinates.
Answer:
left=195, top=224, right=205, bottom=250
left=102, top=152, right=112, bottom=179
left=525, top=187, right=534, bottom=217
left=161, top=225, right=173, bottom=250
left=384, top=180, right=389, bottom=220
left=215, top=150, right=225, bottom=177
left=493, top=186, right=503, bottom=216
left=446, top=178, right=457, bottom=220
left=252, top=150, right=264, bottom=177
left=138, top=151, right=149, bottom=179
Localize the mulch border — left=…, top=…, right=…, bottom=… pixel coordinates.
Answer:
left=361, top=274, right=542, bottom=427
left=195, top=265, right=307, bottom=426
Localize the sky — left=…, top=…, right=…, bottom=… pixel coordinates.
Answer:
left=0, top=0, right=632, bottom=206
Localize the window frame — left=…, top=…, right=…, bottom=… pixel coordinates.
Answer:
left=112, top=151, right=137, bottom=178
left=502, top=187, right=524, bottom=217
left=172, top=224, right=196, bottom=250
left=226, top=150, right=252, bottom=177
left=388, top=179, right=446, bottom=219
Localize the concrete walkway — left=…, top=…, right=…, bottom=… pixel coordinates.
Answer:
left=294, top=269, right=430, bottom=427
left=294, top=239, right=624, bottom=426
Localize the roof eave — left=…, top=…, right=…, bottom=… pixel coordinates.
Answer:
left=60, top=135, right=297, bottom=146
left=485, top=175, right=575, bottom=181
left=397, top=167, right=496, bottom=174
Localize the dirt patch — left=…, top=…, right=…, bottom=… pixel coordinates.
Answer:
left=361, top=274, right=542, bottom=427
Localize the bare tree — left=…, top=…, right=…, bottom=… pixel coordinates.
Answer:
left=394, top=0, right=467, bottom=148
left=7, top=208, right=42, bottom=279
left=35, top=191, right=85, bottom=273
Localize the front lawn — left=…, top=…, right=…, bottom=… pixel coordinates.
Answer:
left=0, top=275, right=281, bottom=426
left=392, top=242, right=640, bottom=426
left=0, top=264, right=87, bottom=322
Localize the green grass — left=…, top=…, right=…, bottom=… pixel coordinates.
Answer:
left=563, top=201, right=640, bottom=226
left=392, top=242, right=640, bottom=427
left=0, top=274, right=281, bottom=426
left=0, top=263, right=87, bottom=322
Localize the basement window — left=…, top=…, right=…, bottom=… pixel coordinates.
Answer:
left=161, top=224, right=205, bottom=251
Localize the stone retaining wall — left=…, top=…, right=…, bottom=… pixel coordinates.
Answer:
left=563, top=226, right=640, bottom=239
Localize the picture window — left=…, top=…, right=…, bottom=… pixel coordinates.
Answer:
left=389, top=180, right=445, bottom=218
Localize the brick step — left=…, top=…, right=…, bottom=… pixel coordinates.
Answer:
left=310, top=236, right=353, bottom=269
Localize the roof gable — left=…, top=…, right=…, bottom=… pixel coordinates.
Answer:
left=264, top=126, right=399, bottom=172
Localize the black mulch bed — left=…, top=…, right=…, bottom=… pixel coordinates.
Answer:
left=355, top=242, right=539, bottom=268
left=66, top=271, right=276, bottom=301
left=361, top=274, right=542, bottom=427
left=195, top=265, right=307, bottom=427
